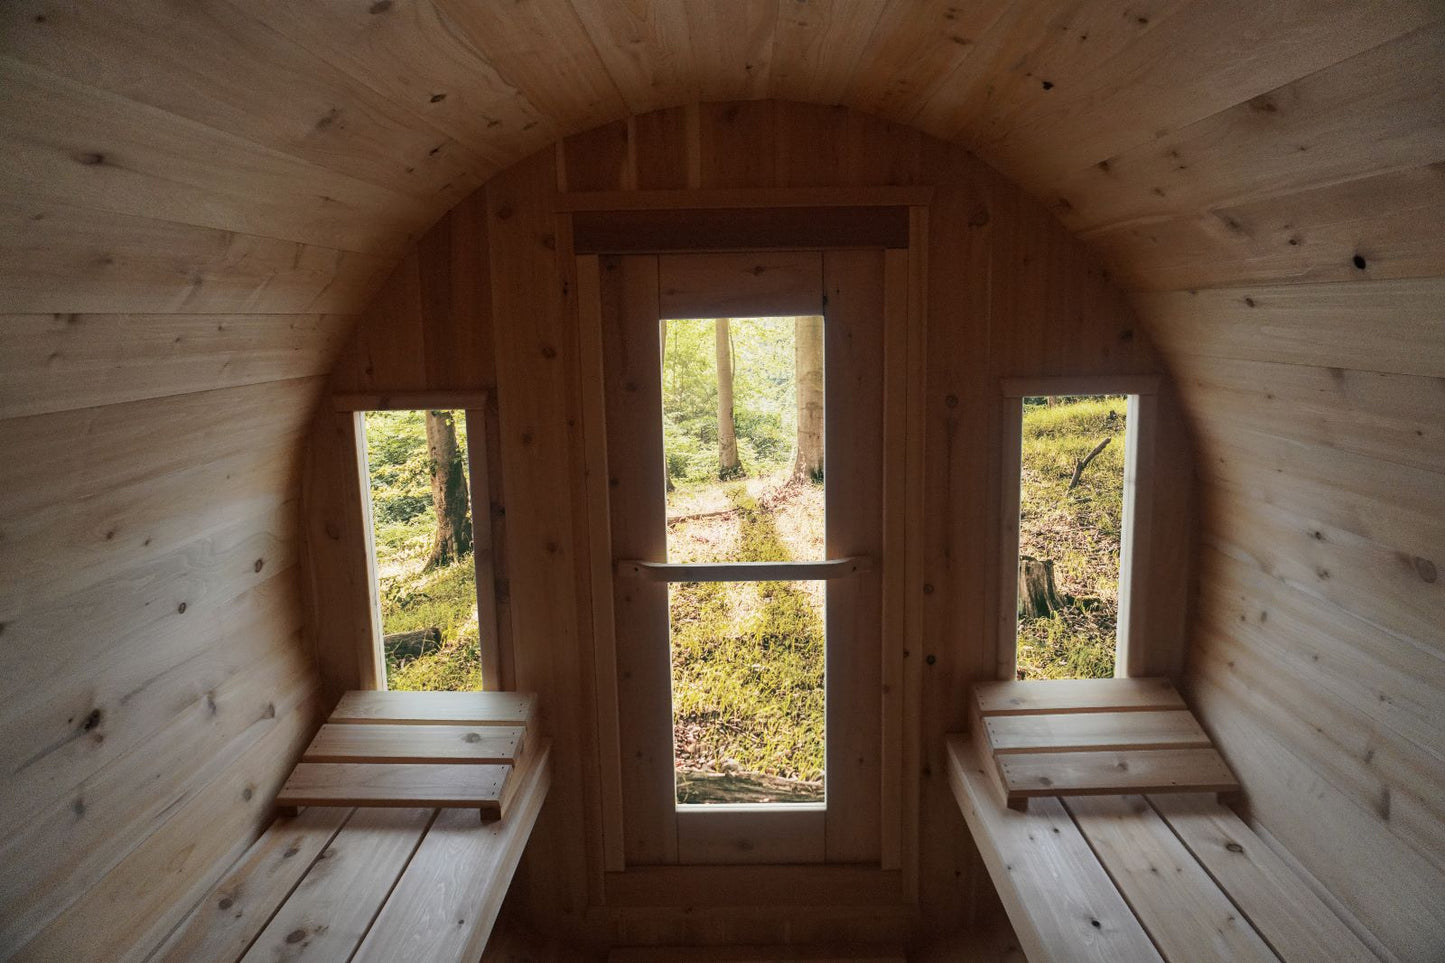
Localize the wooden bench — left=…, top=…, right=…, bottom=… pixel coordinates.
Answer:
left=154, top=692, right=551, bottom=962
left=948, top=682, right=1378, bottom=962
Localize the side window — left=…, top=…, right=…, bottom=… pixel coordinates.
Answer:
left=999, top=380, right=1158, bottom=681
left=345, top=400, right=500, bottom=691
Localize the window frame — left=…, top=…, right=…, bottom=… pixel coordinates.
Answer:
left=335, top=391, right=502, bottom=692
left=996, top=375, right=1161, bottom=682
left=579, top=247, right=906, bottom=875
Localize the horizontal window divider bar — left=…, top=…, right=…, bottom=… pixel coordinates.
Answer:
left=616, top=556, right=873, bottom=583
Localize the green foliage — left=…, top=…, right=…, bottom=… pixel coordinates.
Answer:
left=669, top=486, right=825, bottom=793
left=662, top=317, right=800, bottom=482
left=363, top=410, right=482, bottom=691
left=1016, top=396, right=1128, bottom=680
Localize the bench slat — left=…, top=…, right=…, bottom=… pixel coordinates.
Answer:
left=351, top=741, right=553, bottom=963
left=1063, top=795, right=1277, bottom=962
left=152, top=807, right=352, bottom=963
left=976, top=678, right=1184, bottom=716
left=302, top=723, right=523, bottom=765
left=1149, top=794, right=1377, bottom=962
left=239, top=808, right=433, bottom=962
left=277, top=763, right=510, bottom=814
left=945, top=736, right=1163, bottom=963
left=330, top=690, right=535, bottom=727
left=997, top=747, right=1239, bottom=800
left=986, top=710, right=1210, bottom=754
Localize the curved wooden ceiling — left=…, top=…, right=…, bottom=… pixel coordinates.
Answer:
left=0, top=0, right=1438, bottom=322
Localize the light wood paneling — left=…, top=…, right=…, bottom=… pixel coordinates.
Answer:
left=4, top=0, right=1436, bottom=952
left=301, top=103, right=1179, bottom=949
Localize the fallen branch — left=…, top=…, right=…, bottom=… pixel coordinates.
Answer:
left=1067, top=437, right=1112, bottom=491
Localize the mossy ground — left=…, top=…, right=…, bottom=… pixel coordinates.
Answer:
left=1016, top=396, right=1128, bottom=680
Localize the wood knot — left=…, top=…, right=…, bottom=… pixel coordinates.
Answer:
left=369, top=0, right=392, bottom=12
left=1225, top=842, right=1244, bottom=854
left=1415, top=557, right=1438, bottom=583
left=254, top=558, right=265, bottom=573
left=286, top=929, right=307, bottom=944
left=82, top=708, right=102, bottom=732
left=429, top=93, right=446, bottom=103
left=218, top=896, right=234, bottom=910
left=177, top=601, right=187, bottom=614
left=464, top=732, right=482, bottom=743
left=74, top=152, right=106, bottom=166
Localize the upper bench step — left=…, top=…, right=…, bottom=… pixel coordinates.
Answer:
left=975, top=677, right=1184, bottom=716
left=330, top=690, right=535, bottom=726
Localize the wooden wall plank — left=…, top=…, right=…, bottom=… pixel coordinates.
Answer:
left=230, top=0, right=557, bottom=168
left=0, top=56, right=428, bottom=257
left=1137, top=278, right=1445, bottom=377
left=1053, top=22, right=1445, bottom=234
left=0, top=0, right=487, bottom=200
left=1094, top=162, right=1445, bottom=291
left=0, top=197, right=388, bottom=315
left=0, top=312, right=350, bottom=420
left=9, top=674, right=323, bottom=961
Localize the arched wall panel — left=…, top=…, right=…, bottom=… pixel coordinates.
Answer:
left=304, top=101, right=1194, bottom=947
left=0, top=2, right=1440, bottom=957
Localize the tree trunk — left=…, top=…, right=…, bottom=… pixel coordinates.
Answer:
left=714, top=318, right=741, bottom=478
left=424, top=410, right=472, bottom=570
left=661, top=319, right=674, bottom=492
left=1017, top=556, right=1064, bottom=618
left=793, top=314, right=824, bottom=481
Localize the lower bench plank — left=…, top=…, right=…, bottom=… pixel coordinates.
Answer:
left=153, top=807, right=352, bottom=963
left=302, top=723, right=523, bottom=765
left=240, top=808, right=433, bottom=961
left=985, top=710, right=1210, bottom=754
left=1149, top=794, right=1376, bottom=962
left=997, top=747, right=1239, bottom=801
left=1062, top=795, right=1276, bottom=962
left=330, top=690, right=534, bottom=727
left=277, top=762, right=511, bottom=814
left=944, top=736, right=1163, bottom=963
left=352, top=741, right=552, bottom=962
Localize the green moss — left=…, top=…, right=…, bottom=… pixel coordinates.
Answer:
left=1016, top=396, right=1128, bottom=680
left=669, top=487, right=825, bottom=790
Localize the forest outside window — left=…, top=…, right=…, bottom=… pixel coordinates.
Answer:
left=590, top=249, right=895, bottom=869
left=349, top=401, right=500, bottom=692
left=660, top=315, right=827, bottom=806
left=999, top=378, right=1158, bottom=682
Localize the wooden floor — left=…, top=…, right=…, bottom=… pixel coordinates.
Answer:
left=155, top=740, right=550, bottom=962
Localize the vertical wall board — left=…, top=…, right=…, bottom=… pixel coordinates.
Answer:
left=484, top=150, right=593, bottom=924
left=822, top=249, right=887, bottom=863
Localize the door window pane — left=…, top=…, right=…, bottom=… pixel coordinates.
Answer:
left=670, top=579, right=826, bottom=806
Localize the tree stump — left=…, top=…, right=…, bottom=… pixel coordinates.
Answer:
left=384, top=626, right=443, bottom=661
left=1018, top=556, right=1064, bottom=618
